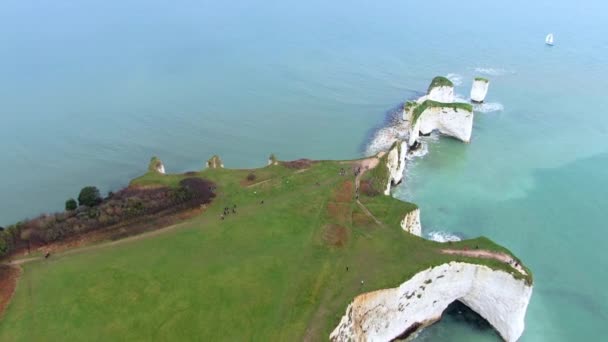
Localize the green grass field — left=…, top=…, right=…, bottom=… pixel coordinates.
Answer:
left=0, top=160, right=529, bottom=341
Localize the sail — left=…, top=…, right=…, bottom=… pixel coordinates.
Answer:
left=545, top=33, right=554, bottom=45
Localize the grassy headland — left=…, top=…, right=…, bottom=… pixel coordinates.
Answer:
left=0, top=157, right=530, bottom=341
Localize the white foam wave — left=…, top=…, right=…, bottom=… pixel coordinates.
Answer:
left=366, top=123, right=408, bottom=156
left=427, top=230, right=462, bottom=243
left=474, top=67, right=513, bottom=76
left=454, top=94, right=469, bottom=103
left=474, top=102, right=504, bottom=113
left=446, top=73, right=463, bottom=86
left=406, top=141, right=428, bottom=159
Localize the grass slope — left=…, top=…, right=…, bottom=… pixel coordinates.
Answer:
left=411, top=100, right=473, bottom=126
left=0, top=160, right=530, bottom=341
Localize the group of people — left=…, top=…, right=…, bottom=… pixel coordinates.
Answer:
left=220, top=204, right=237, bottom=220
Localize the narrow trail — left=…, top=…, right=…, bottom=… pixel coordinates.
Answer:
left=246, top=179, right=272, bottom=188
left=353, top=155, right=381, bottom=189
left=4, top=221, right=189, bottom=266
left=440, top=249, right=528, bottom=276
left=356, top=200, right=383, bottom=227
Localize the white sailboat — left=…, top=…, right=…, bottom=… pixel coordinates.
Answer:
left=545, top=33, right=554, bottom=46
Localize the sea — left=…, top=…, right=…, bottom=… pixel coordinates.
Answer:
left=1, top=0, right=607, bottom=340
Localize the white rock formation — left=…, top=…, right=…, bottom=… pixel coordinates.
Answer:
left=330, top=262, right=533, bottom=342
left=471, top=78, right=490, bottom=103
left=400, top=209, right=421, bottom=236
left=149, top=157, right=165, bottom=174
left=206, top=155, right=224, bottom=169
left=383, top=141, right=408, bottom=195
left=407, top=105, right=474, bottom=146
left=427, top=85, right=454, bottom=103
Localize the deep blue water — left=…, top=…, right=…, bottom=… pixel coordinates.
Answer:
left=1, top=0, right=607, bottom=340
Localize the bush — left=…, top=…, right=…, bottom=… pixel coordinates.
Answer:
left=78, top=186, right=102, bottom=207
left=65, top=198, right=78, bottom=211
left=247, top=173, right=256, bottom=181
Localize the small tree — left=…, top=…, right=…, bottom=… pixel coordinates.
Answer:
left=78, top=186, right=102, bottom=207
left=65, top=198, right=78, bottom=211
left=20, top=229, right=32, bottom=254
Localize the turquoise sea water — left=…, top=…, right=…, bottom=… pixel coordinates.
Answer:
left=1, top=0, right=607, bottom=340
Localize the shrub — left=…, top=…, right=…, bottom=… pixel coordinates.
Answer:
left=65, top=198, right=78, bottom=211
left=78, top=186, right=102, bottom=207
left=247, top=173, right=256, bottom=181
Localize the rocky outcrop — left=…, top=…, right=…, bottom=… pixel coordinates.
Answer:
left=148, top=156, right=165, bottom=174
left=206, top=155, right=224, bottom=169
left=406, top=101, right=474, bottom=145
left=471, top=78, right=490, bottom=103
left=383, top=141, right=407, bottom=195
left=267, top=154, right=278, bottom=166
left=330, top=262, right=533, bottom=342
left=400, top=208, right=421, bottom=236
left=426, top=76, right=455, bottom=103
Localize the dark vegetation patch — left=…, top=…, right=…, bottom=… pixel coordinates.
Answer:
left=322, top=224, right=349, bottom=247
left=281, top=159, right=314, bottom=169
left=0, top=266, right=19, bottom=318
left=0, top=178, right=215, bottom=259
left=359, top=179, right=381, bottom=197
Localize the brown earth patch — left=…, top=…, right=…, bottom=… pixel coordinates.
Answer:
left=0, top=265, right=20, bottom=318
left=281, top=159, right=314, bottom=169
left=326, top=203, right=351, bottom=225
left=333, top=180, right=354, bottom=203
left=352, top=211, right=374, bottom=227
left=322, top=224, right=349, bottom=247
left=360, top=179, right=381, bottom=196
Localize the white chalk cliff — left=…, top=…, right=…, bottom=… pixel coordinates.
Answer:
left=383, top=141, right=408, bottom=195
left=400, top=209, right=421, bottom=236
left=206, top=155, right=224, bottom=169
left=471, top=78, right=490, bottom=103
left=148, top=157, right=166, bottom=174
left=330, top=262, right=533, bottom=342
left=156, top=163, right=166, bottom=174
left=427, top=85, right=454, bottom=103
left=406, top=103, right=474, bottom=145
